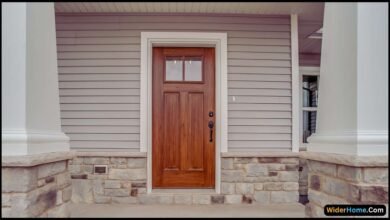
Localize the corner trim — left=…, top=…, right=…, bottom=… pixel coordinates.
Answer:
left=291, top=14, right=300, bottom=153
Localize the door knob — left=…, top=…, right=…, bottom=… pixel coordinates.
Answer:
left=208, top=121, right=214, bottom=142
left=208, top=121, right=214, bottom=129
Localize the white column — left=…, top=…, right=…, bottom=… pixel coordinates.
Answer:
left=307, top=3, right=388, bottom=156
left=2, top=3, right=69, bottom=156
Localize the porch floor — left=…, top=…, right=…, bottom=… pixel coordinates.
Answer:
left=70, top=203, right=305, bottom=218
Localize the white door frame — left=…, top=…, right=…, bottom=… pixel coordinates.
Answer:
left=140, top=32, right=228, bottom=193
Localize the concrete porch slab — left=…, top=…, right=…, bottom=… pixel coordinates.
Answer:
left=70, top=203, right=305, bottom=218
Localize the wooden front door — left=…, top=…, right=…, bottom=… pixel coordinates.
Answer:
left=152, top=47, right=215, bottom=188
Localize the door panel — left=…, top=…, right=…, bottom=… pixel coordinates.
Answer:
left=152, top=47, right=215, bottom=188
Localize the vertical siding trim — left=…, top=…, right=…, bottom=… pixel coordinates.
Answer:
left=291, top=14, right=300, bottom=152
left=140, top=32, right=228, bottom=194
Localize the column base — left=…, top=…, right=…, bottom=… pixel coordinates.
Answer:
left=301, top=151, right=388, bottom=217
left=307, top=131, right=388, bottom=156
left=2, top=151, right=75, bottom=217
left=2, top=130, right=70, bottom=156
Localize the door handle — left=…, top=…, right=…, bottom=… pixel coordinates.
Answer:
left=208, top=121, right=214, bottom=142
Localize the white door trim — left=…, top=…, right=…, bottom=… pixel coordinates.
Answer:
left=140, top=32, right=228, bottom=193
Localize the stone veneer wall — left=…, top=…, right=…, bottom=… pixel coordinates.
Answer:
left=69, top=153, right=300, bottom=205
left=302, top=152, right=388, bottom=217
left=221, top=156, right=299, bottom=204
left=298, top=158, right=309, bottom=203
left=2, top=152, right=73, bottom=217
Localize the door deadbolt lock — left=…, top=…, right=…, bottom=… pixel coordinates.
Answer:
left=209, top=111, right=214, bottom=117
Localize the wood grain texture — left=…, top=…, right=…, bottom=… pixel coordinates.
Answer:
left=152, top=47, right=215, bottom=188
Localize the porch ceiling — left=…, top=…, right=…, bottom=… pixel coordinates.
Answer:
left=54, top=2, right=323, bottom=55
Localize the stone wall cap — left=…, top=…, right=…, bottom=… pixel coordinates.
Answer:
left=76, top=151, right=147, bottom=158
left=2, top=151, right=75, bottom=167
left=300, top=151, right=388, bottom=167
left=221, top=151, right=299, bottom=158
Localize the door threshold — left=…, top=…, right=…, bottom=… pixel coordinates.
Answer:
left=151, top=189, right=217, bottom=194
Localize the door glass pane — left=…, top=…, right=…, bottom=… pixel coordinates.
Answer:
left=185, top=58, right=202, bottom=81
left=166, top=58, right=183, bottom=81
left=302, top=76, right=318, bottom=107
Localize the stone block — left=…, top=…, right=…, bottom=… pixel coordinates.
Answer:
left=221, top=170, right=245, bottom=182
left=38, top=179, right=46, bottom=188
left=56, top=172, right=71, bottom=188
left=72, top=157, right=84, bottom=165
left=235, top=183, right=254, bottom=194
left=307, top=160, right=336, bottom=176
left=47, top=202, right=69, bottom=218
left=138, top=195, right=173, bottom=205
left=84, top=157, right=110, bottom=165
left=254, top=183, right=263, bottom=191
left=88, top=174, right=108, bottom=180
left=234, top=157, right=256, bottom=164
left=130, top=189, right=138, bottom=197
left=2, top=167, right=37, bottom=193
left=94, top=195, right=111, bottom=204
left=278, top=171, right=299, bottom=182
left=283, top=182, right=299, bottom=191
left=56, top=190, right=63, bottom=205
left=45, top=176, right=55, bottom=184
left=267, top=164, right=286, bottom=171
left=38, top=161, right=66, bottom=179
left=322, top=177, right=349, bottom=198
left=242, top=195, right=253, bottom=204
left=112, top=197, right=138, bottom=204
left=270, top=191, right=298, bottom=203
left=254, top=191, right=270, bottom=204
left=225, top=195, right=242, bottom=204
left=174, top=195, right=192, bottom=205
left=80, top=165, right=93, bottom=174
left=264, top=182, right=283, bottom=191
left=2, top=193, right=11, bottom=207
left=68, top=165, right=81, bottom=174
left=104, top=189, right=129, bottom=197
left=193, top=195, right=211, bottom=205
left=258, top=158, right=279, bottom=163
left=159, top=195, right=174, bottom=204
left=360, top=185, right=388, bottom=203
left=308, top=189, right=349, bottom=207
left=71, top=179, right=93, bottom=204
left=131, top=182, right=147, bottom=188
left=62, top=186, right=72, bottom=202
left=363, top=167, right=388, bottom=184
left=110, top=158, right=127, bottom=165
left=10, top=183, right=57, bottom=217
left=286, top=164, right=299, bottom=171
left=245, top=164, right=268, bottom=177
left=309, top=174, right=321, bottom=190
left=127, top=158, right=146, bottom=168
left=211, top=195, right=225, bottom=204
left=279, top=158, right=299, bottom=164
left=109, top=169, right=146, bottom=180
left=104, top=180, right=121, bottom=189
left=2, top=207, right=11, bottom=217
left=121, top=181, right=132, bottom=189
left=221, top=158, right=234, bottom=169
left=337, top=165, right=362, bottom=182
left=222, top=183, right=238, bottom=195
left=92, top=179, right=104, bottom=196
left=138, top=188, right=147, bottom=194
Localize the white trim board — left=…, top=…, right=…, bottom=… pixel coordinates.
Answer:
left=140, top=32, right=228, bottom=194
left=290, top=14, right=300, bottom=153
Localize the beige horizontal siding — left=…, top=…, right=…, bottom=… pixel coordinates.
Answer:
left=56, top=13, right=292, bottom=151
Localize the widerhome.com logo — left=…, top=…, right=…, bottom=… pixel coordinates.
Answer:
left=324, top=204, right=387, bottom=216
